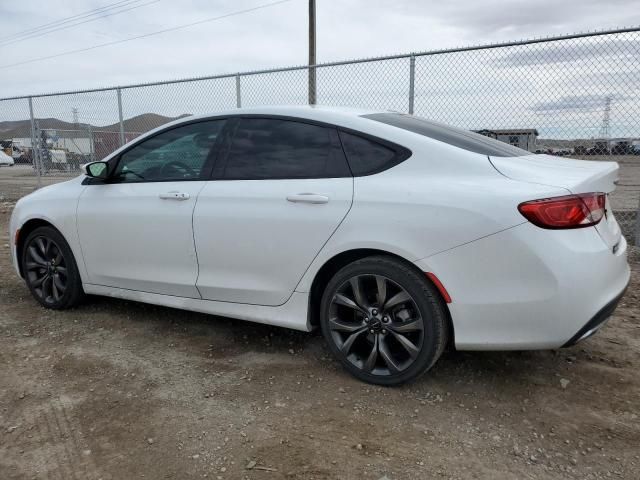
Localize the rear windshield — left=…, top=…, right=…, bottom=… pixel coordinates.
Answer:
left=362, top=113, right=533, bottom=157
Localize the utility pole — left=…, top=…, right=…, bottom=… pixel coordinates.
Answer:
left=308, top=0, right=316, bottom=105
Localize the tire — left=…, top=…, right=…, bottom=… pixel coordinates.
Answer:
left=21, top=226, right=84, bottom=309
left=320, top=256, right=448, bottom=386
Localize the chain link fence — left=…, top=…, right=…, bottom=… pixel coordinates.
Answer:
left=1, top=27, right=639, bottom=245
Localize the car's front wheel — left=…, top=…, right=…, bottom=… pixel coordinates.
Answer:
left=21, top=226, right=84, bottom=309
left=320, top=256, right=448, bottom=386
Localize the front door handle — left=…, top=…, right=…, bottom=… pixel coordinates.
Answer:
left=286, top=193, right=329, bottom=204
left=159, top=191, right=190, bottom=201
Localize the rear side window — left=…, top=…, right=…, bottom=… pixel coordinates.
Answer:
left=338, top=131, right=407, bottom=176
left=222, top=118, right=350, bottom=179
left=362, top=113, right=533, bottom=157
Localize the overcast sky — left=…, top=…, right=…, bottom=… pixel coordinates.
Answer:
left=1, top=0, right=639, bottom=139
left=2, top=0, right=639, bottom=96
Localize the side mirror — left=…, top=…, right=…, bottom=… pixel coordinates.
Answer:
left=84, top=161, right=109, bottom=179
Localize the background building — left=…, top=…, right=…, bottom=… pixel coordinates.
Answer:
left=475, top=128, right=539, bottom=152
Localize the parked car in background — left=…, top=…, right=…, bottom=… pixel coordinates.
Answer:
left=8, top=106, right=630, bottom=385
left=0, top=150, right=15, bottom=166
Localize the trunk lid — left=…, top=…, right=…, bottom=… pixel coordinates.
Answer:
left=490, top=154, right=622, bottom=249
left=489, top=154, right=619, bottom=194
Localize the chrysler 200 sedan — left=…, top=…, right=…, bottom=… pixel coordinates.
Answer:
left=9, top=106, right=630, bottom=385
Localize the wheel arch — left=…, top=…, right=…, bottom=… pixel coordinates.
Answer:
left=307, top=248, right=454, bottom=348
left=16, top=218, right=61, bottom=278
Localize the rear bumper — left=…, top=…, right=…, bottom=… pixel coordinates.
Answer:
left=561, top=284, right=627, bottom=347
left=414, top=222, right=630, bottom=350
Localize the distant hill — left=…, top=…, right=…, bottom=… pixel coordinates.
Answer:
left=100, top=113, right=191, bottom=133
left=0, top=118, right=88, bottom=138
left=0, top=113, right=190, bottom=139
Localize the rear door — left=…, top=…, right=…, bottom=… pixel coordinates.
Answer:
left=77, top=119, right=226, bottom=297
left=193, top=117, right=353, bottom=306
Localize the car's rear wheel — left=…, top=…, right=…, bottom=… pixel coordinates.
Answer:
left=21, top=226, right=84, bottom=309
left=320, top=256, right=448, bottom=386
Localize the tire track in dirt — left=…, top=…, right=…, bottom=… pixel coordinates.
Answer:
left=25, top=397, right=102, bottom=480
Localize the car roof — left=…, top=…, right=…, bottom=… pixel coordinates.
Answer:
left=161, top=105, right=388, bottom=130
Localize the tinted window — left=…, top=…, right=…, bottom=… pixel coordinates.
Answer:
left=338, top=131, right=400, bottom=176
left=362, top=113, right=533, bottom=157
left=113, top=120, right=225, bottom=182
left=223, top=118, right=350, bottom=179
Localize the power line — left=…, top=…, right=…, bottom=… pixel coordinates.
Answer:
left=0, top=0, right=146, bottom=42
left=0, top=0, right=161, bottom=47
left=1, top=0, right=293, bottom=70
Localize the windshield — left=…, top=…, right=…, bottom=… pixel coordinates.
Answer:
left=362, top=113, right=533, bottom=157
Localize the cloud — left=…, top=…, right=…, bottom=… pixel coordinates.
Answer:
left=531, top=94, right=623, bottom=113
left=495, top=39, right=640, bottom=67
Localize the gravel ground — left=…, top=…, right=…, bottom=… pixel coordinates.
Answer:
left=1, top=202, right=639, bottom=480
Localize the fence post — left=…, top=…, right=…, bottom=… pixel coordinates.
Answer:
left=408, top=54, right=416, bottom=115
left=88, top=125, right=96, bottom=163
left=117, top=87, right=125, bottom=147
left=635, top=195, right=640, bottom=247
left=308, top=65, right=317, bottom=105
left=235, top=74, right=241, bottom=108
left=28, top=97, right=42, bottom=188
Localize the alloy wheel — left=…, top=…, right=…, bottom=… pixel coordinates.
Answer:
left=25, top=236, right=68, bottom=304
left=328, top=274, right=425, bottom=376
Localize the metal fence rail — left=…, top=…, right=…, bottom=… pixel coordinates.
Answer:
left=1, top=26, right=639, bottom=245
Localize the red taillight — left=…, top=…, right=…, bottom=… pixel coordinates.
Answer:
left=518, top=193, right=606, bottom=229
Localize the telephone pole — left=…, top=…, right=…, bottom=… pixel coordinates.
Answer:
left=308, top=0, right=316, bottom=105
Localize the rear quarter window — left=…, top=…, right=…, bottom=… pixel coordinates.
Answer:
left=338, top=131, right=411, bottom=176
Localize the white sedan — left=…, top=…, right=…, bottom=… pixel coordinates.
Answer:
left=9, top=106, right=630, bottom=385
left=0, top=150, right=15, bottom=166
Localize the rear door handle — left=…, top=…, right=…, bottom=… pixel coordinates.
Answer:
left=286, top=193, right=329, bottom=204
left=159, top=191, right=190, bottom=201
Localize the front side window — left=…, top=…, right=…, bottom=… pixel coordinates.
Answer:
left=112, top=120, right=225, bottom=182
left=222, top=118, right=350, bottom=179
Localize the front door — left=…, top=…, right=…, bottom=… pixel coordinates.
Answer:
left=77, top=119, right=226, bottom=298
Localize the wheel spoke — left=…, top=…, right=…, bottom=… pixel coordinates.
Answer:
left=36, top=237, right=47, bottom=256
left=42, top=276, right=53, bottom=300
left=349, top=277, right=368, bottom=309
left=52, top=247, right=63, bottom=266
left=333, top=293, right=367, bottom=314
left=340, top=328, right=367, bottom=355
left=329, top=317, right=365, bottom=333
left=388, top=318, right=423, bottom=333
left=26, top=261, right=45, bottom=271
left=53, top=275, right=66, bottom=294
left=375, top=275, right=387, bottom=307
left=52, top=278, right=60, bottom=301
left=390, top=331, right=420, bottom=359
left=31, top=274, right=48, bottom=288
left=383, top=291, right=411, bottom=311
left=363, top=335, right=379, bottom=372
left=378, top=337, right=401, bottom=373
left=56, top=266, right=67, bottom=276
left=28, top=246, right=48, bottom=266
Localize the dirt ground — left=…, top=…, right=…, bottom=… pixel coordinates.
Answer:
left=1, top=203, right=639, bottom=480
